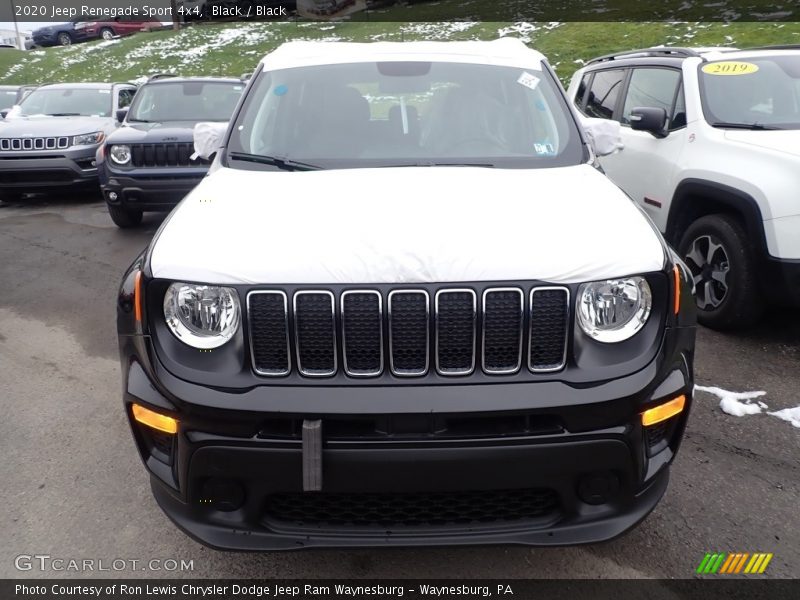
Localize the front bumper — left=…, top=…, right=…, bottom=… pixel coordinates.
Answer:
left=120, top=320, right=695, bottom=550
left=101, top=167, right=205, bottom=211
left=0, top=147, right=99, bottom=190
left=763, top=256, right=800, bottom=308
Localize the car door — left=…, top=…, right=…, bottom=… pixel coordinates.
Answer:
left=587, top=67, right=688, bottom=232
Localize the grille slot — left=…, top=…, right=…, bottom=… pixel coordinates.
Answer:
left=342, top=291, right=383, bottom=377
left=388, top=290, right=429, bottom=376
left=129, top=142, right=210, bottom=168
left=482, top=288, right=524, bottom=374
left=529, top=287, right=569, bottom=372
left=0, top=136, right=69, bottom=151
left=435, top=289, right=477, bottom=375
left=264, top=488, right=559, bottom=529
left=247, top=291, right=290, bottom=376
left=293, top=291, right=336, bottom=377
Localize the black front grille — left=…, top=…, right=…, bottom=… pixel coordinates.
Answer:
left=264, top=488, right=560, bottom=529
left=247, top=285, right=570, bottom=379
left=0, top=169, right=74, bottom=184
left=294, top=292, right=336, bottom=376
left=129, top=142, right=210, bottom=168
left=435, top=290, right=476, bottom=374
left=529, top=288, right=569, bottom=371
left=342, top=292, right=382, bottom=376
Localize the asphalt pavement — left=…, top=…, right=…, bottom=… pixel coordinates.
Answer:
left=1, top=195, right=798, bottom=580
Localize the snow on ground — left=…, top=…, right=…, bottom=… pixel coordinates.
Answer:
left=694, top=385, right=767, bottom=416
left=768, top=406, right=800, bottom=429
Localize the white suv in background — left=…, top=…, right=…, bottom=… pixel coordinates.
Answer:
left=568, top=46, right=800, bottom=329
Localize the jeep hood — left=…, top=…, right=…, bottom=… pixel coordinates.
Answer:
left=0, top=115, right=116, bottom=137
left=150, top=164, right=666, bottom=285
left=724, top=129, right=800, bottom=158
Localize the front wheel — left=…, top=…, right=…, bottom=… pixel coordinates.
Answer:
left=57, top=32, right=72, bottom=46
left=108, top=204, right=143, bottom=228
left=100, top=28, right=114, bottom=41
left=678, top=213, right=763, bottom=330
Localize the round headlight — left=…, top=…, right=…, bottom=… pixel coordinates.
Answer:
left=109, top=144, right=131, bottom=165
left=577, top=277, right=652, bottom=343
left=163, top=282, right=240, bottom=349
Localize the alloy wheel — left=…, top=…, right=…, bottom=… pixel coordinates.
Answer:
left=684, top=234, right=730, bottom=310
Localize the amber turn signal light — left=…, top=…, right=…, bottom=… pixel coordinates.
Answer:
left=641, top=394, right=686, bottom=427
left=132, top=403, right=178, bottom=434
left=672, top=265, right=681, bottom=315
left=134, top=271, right=143, bottom=323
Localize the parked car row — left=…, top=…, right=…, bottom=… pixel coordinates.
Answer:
left=31, top=16, right=163, bottom=47
left=0, top=75, right=245, bottom=227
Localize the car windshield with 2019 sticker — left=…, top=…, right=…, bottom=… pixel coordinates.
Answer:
left=700, top=56, right=800, bottom=130
left=227, top=61, right=584, bottom=169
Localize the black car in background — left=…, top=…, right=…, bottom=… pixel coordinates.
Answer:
left=98, top=76, right=244, bottom=227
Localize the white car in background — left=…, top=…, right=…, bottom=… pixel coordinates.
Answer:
left=568, top=46, right=800, bottom=329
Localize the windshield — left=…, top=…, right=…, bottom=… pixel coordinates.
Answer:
left=0, top=88, right=17, bottom=111
left=16, top=87, right=112, bottom=117
left=699, top=55, right=800, bottom=130
left=227, top=61, right=584, bottom=169
left=128, top=81, right=244, bottom=122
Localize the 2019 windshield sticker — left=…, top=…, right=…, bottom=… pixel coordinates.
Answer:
left=701, top=62, right=759, bottom=76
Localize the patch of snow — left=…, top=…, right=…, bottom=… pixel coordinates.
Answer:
left=497, top=22, right=539, bottom=43
left=694, top=385, right=767, bottom=417
left=768, top=406, right=800, bottom=428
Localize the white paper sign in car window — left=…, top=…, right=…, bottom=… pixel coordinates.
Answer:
left=517, top=72, right=540, bottom=91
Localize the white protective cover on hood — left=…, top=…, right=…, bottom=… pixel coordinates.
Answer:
left=150, top=164, right=665, bottom=285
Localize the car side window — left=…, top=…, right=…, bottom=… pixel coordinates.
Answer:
left=621, top=68, right=682, bottom=128
left=118, top=88, right=135, bottom=109
left=670, top=83, right=686, bottom=129
left=584, top=69, right=625, bottom=120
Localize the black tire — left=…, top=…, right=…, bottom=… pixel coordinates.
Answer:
left=57, top=32, right=72, bottom=46
left=108, top=204, right=143, bottom=228
left=100, top=28, right=115, bottom=41
left=678, top=213, right=763, bottom=330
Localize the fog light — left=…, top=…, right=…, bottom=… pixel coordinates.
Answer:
left=108, top=191, right=118, bottom=201
left=200, top=478, right=245, bottom=512
left=577, top=471, right=620, bottom=505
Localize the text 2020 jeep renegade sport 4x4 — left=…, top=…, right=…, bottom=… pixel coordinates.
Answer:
left=568, top=46, right=800, bottom=329
left=118, top=40, right=697, bottom=550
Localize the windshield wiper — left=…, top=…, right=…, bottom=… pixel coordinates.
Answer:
left=45, top=112, right=82, bottom=116
left=709, top=121, right=782, bottom=130
left=127, top=118, right=152, bottom=123
left=228, top=152, right=321, bottom=171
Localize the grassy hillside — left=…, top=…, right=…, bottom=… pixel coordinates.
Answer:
left=1, top=20, right=798, bottom=87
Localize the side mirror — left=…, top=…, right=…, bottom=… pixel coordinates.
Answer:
left=583, top=117, right=623, bottom=157
left=116, top=107, right=129, bottom=123
left=630, top=106, right=668, bottom=138
left=0, top=109, right=8, bottom=119
left=192, top=122, right=228, bottom=160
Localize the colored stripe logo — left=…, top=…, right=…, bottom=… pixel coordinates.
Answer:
left=696, top=552, right=773, bottom=574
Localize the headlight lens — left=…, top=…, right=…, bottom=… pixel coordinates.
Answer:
left=73, top=131, right=104, bottom=146
left=577, top=277, right=652, bottom=343
left=163, top=282, right=240, bottom=349
left=109, top=144, right=131, bottom=165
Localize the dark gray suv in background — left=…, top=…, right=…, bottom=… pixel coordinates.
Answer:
left=0, top=82, right=136, bottom=202
left=98, top=75, right=244, bottom=227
